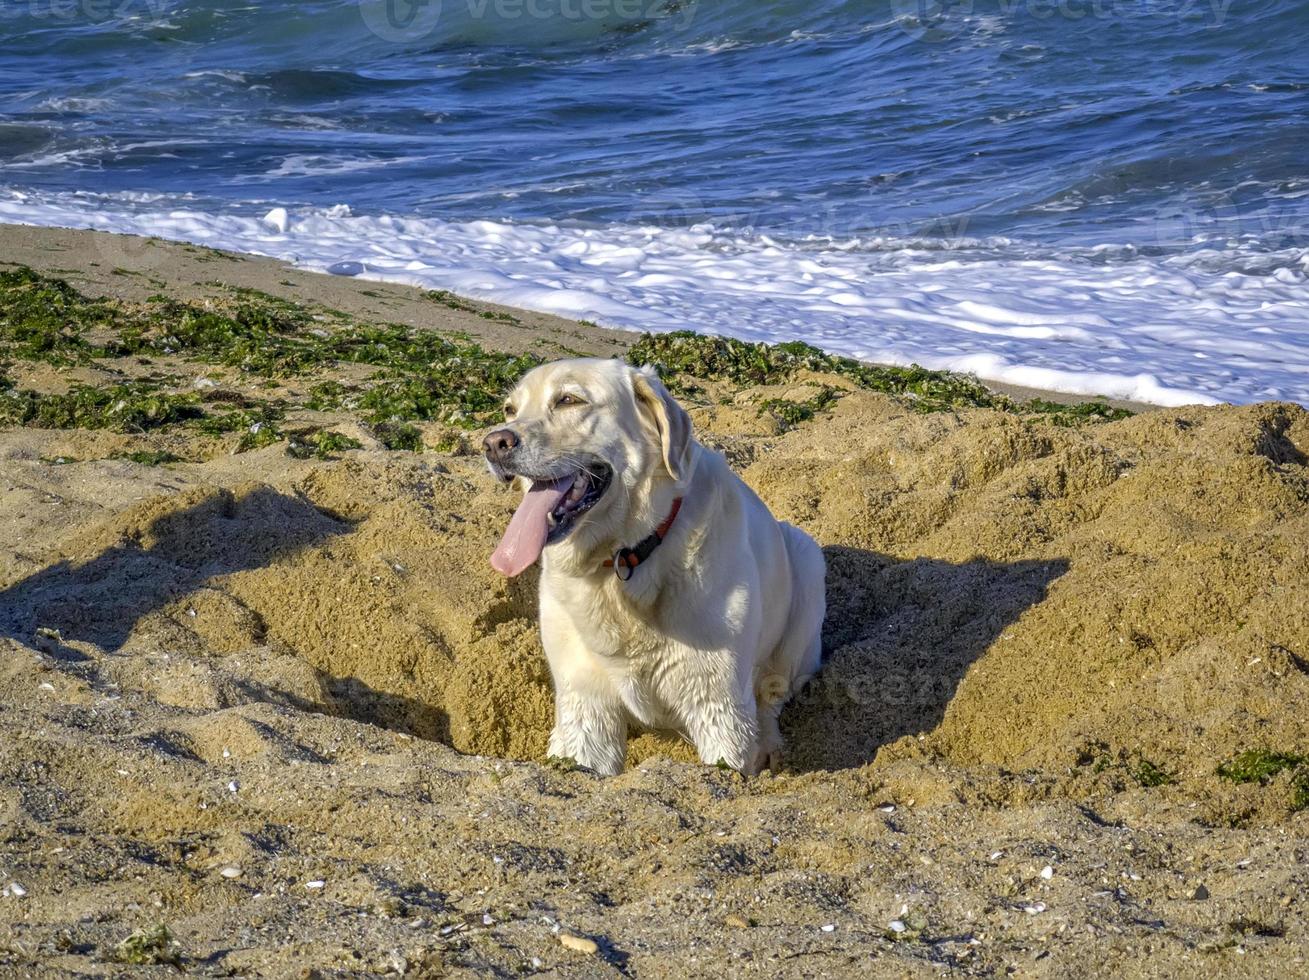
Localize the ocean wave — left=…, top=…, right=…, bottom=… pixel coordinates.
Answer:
left=0, top=138, right=198, bottom=171
left=255, top=153, right=429, bottom=179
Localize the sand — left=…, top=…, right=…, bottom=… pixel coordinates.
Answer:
left=1, top=225, right=1307, bottom=977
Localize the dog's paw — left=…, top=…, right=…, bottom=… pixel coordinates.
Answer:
left=741, top=744, right=783, bottom=777
left=757, top=672, right=789, bottom=705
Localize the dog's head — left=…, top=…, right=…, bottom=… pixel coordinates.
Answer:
left=482, top=357, right=693, bottom=577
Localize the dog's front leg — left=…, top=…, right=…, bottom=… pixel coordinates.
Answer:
left=547, top=680, right=627, bottom=776
left=540, top=596, right=627, bottom=775
left=674, top=654, right=760, bottom=774
left=687, top=700, right=759, bottom=773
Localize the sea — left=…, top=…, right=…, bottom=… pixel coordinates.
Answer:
left=2, top=0, right=1307, bottom=405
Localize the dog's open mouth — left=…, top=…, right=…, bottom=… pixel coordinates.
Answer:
left=490, top=462, right=612, bottom=577
left=545, top=465, right=612, bottom=544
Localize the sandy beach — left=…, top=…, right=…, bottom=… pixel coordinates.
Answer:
left=2, top=224, right=1308, bottom=977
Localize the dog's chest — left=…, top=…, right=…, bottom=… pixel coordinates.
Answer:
left=582, top=590, right=668, bottom=661
left=545, top=575, right=704, bottom=727
left=582, top=589, right=692, bottom=727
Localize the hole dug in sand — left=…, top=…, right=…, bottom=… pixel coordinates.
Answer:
left=0, top=450, right=1069, bottom=778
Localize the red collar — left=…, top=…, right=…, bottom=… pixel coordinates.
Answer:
left=602, top=497, right=683, bottom=580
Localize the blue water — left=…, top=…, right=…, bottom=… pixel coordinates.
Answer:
left=2, top=0, right=1308, bottom=404
left=3, top=0, right=1306, bottom=244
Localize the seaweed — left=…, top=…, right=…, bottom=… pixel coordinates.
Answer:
left=0, top=268, right=1137, bottom=453
left=1018, top=397, right=1134, bottom=426
left=112, top=297, right=317, bottom=375
left=629, top=332, right=832, bottom=390
left=192, top=404, right=286, bottom=452
left=758, top=386, right=840, bottom=430
left=114, top=924, right=181, bottom=966
left=356, top=346, right=539, bottom=431
left=1217, top=749, right=1309, bottom=811
left=1294, top=773, right=1309, bottom=813
left=304, top=379, right=356, bottom=411
left=0, top=266, right=116, bottom=363
left=1075, top=742, right=1175, bottom=789
left=372, top=421, right=423, bottom=452
left=0, top=382, right=202, bottom=432
left=427, top=288, right=522, bottom=325
left=286, top=428, right=363, bottom=459
left=1217, top=749, right=1305, bottom=784
left=1131, top=757, right=1175, bottom=788
left=628, top=330, right=1133, bottom=421
left=114, top=449, right=184, bottom=466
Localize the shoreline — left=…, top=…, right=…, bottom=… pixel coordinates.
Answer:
left=0, top=221, right=1159, bottom=413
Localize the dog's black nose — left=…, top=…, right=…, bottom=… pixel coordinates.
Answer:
left=483, top=428, right=520, bottom=464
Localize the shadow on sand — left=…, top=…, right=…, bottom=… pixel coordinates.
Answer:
left=0, top=486, right=347, bottom=655
left=0, top=485, right=448, bottom=741
left=782, top=545, right=1069, bottom=772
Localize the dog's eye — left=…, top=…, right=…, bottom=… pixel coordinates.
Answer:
left=503, top=404, right=516, bottom=419
left=555, top=393, right=585, bottom=408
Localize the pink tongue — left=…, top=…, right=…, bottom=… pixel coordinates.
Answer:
left=490, top=476, right=574, bottom=577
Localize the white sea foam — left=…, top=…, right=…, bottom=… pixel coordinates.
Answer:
left=32, top=96, right=113, bottom=113
left=256, top=154, right=427, bottom=179
left=3, top=191, right=1307, bottom=407
left=0, top=140, right=195, bottom=171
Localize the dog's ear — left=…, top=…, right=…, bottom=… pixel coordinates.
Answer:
left=633, top=365, right=693, bottom=481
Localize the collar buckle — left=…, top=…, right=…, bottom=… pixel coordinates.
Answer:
left=612, top=547, right=637, bottom=580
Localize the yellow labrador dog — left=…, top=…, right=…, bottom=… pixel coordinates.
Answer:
left=483, top=357, right=824, bottom=776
